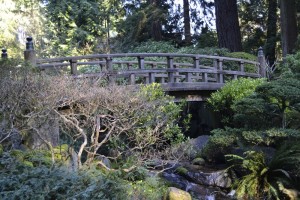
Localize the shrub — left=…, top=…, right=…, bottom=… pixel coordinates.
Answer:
left=201, top=128, right=238, bottom=162
left=240, top=129, right=300, bottom=146
left=234, top=72, right=300, bottom=129
left=207, top=78, right=265, bottom=126
left=0, top=152, right=167, bottom=200
left=0, top=61, right=186, bottom=169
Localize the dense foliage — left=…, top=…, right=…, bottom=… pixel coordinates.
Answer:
left=202, top=49, right=300, bottom=199
left=0, top=149, right=167, bottom=199
left=207, top=78, right=265, bottom=126
left=1, top=0, right=299, bottom=57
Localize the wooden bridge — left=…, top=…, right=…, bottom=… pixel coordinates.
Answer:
left=5, top=37, right=267, bottom=101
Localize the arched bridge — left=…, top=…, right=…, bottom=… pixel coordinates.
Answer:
left=35, top=53, right=265, bottom=101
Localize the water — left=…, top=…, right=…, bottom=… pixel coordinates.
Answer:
left=161, top=172, right=229, bottom=200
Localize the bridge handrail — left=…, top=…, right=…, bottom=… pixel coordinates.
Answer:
left=36, top=53, right=259, bottom=65
left=2, top=37, right=267, bottom=94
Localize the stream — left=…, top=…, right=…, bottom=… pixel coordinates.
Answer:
left=148, top=161, right=234, bottom=200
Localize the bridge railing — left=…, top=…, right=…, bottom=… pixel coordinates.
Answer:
left=35, top=53, right=261, bottom=85
left=2, top=37, right=267, bottom=90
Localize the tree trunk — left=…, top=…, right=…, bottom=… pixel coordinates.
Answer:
left=151, top=20, right=162, bottom=41
left=280, top=0, right=298, bottom=57
left=214, top=0, right=242, bottom=52
left=265, top=0, right=278, bottom=67
left=183, top=0, right=192, bottom=45
left=149, top=0, right=162, bottom=41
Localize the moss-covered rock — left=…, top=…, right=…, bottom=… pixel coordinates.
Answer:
left=167, top=187, right=191, bottom=200
left=192, top=157, right=205, bottom=166
left=175, top=167, right=188, bottom=176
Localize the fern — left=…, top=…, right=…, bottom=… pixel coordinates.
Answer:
left=226, top=144, right=300, bottom=200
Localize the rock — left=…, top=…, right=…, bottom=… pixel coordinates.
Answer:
left=173, top=135, right=210, bottom=160
left=188, top=135, right=210, bottom=159
left=167, top=187, right=192, bottom=200
left=227, top=190, right=236, bottom=198
left=175, top=166, right=188, bottom=175
left=26, top=113, right=60, bottom=150
left=184, top=169, right=232, bottom=188
left=206, top=170, right=232, bottom=188
left=192, top=157, right=205, bottom=166
left=95, top=155, right=111, bottom=169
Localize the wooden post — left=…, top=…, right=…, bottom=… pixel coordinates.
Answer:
left=258, top=47, right=266, bottom=77
left=167, top=56, right=174, bottom=83
left=149, top=72, right=155, bottom=83
left=239, top=61, right=245, bottom=72
left=69, top=59, right=78, bottom=75
left=213, top=53, right=218, bottom=82
left=24, top=37, right=36, bottom=65
left=218, top=58, right=224, bottom=83
left=138, top=56, right=145, bottom=69
left=193, top=56, right=199, bottom=68
left=1, top=48, right=7, bottom=59
left=106, top=57, right=115, bottom=84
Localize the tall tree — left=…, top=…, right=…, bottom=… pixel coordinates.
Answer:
left=183, top=0, right=192, bottom=45
left=280, top=0, right=298, bottom=57
left=265, top=0, right=278, bottom=66
left=214, top=0, right=242, bottom=52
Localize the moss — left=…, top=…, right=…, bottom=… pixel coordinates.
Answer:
left=10, top=149, right=25, bottom=160
left=175, top=167, right=188, bottom=175
left=23, top=160, right=34, bottom=167
left=53, top=144, right=69, bottom=162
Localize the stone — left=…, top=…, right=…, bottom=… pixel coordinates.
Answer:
left=175, top=166, right=188, bottom=175
left=206, top=170, right=232, bottom=188
left=184, top=169, right=232, bottom=188
left=27, top=113, right=59, bottom=150
left=173, top=135, right=210, bottom=160
left=167, top=187, right=192, bottom=200
left=192, top=157, right=205, bottom=166
left=95, top=155, right=111, bottom=169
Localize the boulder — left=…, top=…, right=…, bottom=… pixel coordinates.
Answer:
left=167, top=187, right=192, bottom=200
left=173, top=135, right=210, bottom=160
